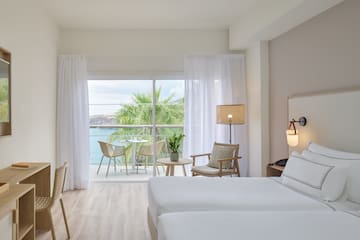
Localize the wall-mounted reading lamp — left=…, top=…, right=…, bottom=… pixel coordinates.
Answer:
left=286, top=117, right=307, bottom=147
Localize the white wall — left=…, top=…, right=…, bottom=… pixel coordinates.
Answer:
left=229, top=0, right=343, bottom=50
left=246, top=41, right=270, bottom=177
left=59, top=30, right=233, bottom=76
left=0, top=2, right=58, bottom=169
left=269, top=0, right=360, bottom=162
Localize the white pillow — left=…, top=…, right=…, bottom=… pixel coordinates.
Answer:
left=303, top=149, right=359, bottom=203
left=308, top=142, right=360, bottom=160
left=282, top=154, right=348, bottom=201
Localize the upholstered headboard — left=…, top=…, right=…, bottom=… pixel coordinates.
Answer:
left=288, top=88, right=360, bottom=154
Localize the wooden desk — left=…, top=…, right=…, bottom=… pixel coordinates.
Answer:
left=267, top=164, right=284, bottom=177
left=0, top=163, right=50, bottom=197
left=0, top=184, right=35, bottom=240
left=157, top=158, right=192, bottom=176
left=0, top=162, right=50, bottom=240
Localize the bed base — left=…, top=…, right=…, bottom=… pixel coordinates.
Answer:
left=147, top=207, right=158, bottom=240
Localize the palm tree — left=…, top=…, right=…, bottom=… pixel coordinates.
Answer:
left=115, top=87, right=183, bottom=125
left=109, top=87, right=184, bottom=161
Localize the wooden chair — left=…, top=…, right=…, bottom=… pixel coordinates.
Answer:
left=191, top=142, right=241, bottom=177
left=136, top=140, right=165, bottom=174
left=36, top=163, right=70, bottom=240
left=97, top=141, right=127, bottom=176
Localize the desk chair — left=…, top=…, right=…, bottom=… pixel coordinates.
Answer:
left=36, top=163, right=70, bottom=240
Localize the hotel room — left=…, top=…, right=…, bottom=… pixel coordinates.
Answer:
left=0, top=0, right=360, bottom=239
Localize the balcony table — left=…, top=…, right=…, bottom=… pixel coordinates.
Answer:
left=127, top=139, right=148, bottom=169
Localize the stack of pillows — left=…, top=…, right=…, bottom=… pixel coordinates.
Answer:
left=281, top=142, right=360, bottom=204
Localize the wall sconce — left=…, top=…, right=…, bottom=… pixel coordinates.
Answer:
left=286, top=117, right=307, bottom=147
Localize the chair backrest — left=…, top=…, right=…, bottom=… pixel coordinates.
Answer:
left=51, top=162, right=68, bottom=206
left=138, top=140, right=166, bottom=158
left=98, top=141, right=114, bottom=157
left=138, top=143, right=152, bottom=156
left=208, top=142, right=239, bottom=169
left=155, top=140, right=166, bottom=158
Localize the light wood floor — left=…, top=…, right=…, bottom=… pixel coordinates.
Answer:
left=36, top=182, right=151, bottom=240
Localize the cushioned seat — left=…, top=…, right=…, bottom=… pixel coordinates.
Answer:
left=192, top=165, right=234, bottom=175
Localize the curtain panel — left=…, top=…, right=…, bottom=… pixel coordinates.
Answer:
left=183, top=55, right=248, bottom=176
left=57, top=55, right=89, bottom=190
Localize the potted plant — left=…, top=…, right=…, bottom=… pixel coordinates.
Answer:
left=167, top=133, right=185, bottom=162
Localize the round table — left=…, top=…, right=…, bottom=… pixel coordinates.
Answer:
left=157, top=158, right=192, bottom=176
left=127, top=139, right=148, bottom=169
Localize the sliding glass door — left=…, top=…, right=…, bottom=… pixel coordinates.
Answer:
left=88, top=79, right=184, bottom=179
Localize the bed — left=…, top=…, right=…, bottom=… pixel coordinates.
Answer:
left=157, top=211, right=360, bottom=240
left=148, top=141, right=360, bottom=239
left=148, top=176, right=357, bottom=228
left=149, top=89, right=360, bottom=239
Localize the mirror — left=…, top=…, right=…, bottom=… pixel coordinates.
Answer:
left=0, top=48, right=11, bottom=136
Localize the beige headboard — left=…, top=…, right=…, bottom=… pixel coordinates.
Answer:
left=288, top=89, right=360, bottom=154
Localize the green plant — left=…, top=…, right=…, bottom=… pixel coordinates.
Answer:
left=167, top=133, right=185, bottom=153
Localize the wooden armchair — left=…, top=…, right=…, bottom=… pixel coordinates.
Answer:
left=191, top=142, right=241, bottom=177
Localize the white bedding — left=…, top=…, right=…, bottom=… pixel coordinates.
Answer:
left=148, top=177, right=335, bottom=226
left=158, top=211, right=360, bottom=240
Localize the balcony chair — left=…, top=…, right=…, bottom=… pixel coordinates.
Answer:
left=98, top=141, right=127, bottom=176
left=191, top=142, right=241, bottom=177
left=135, top=140, right=165, bottom=174
left=36, top=162, right=70, bottom=240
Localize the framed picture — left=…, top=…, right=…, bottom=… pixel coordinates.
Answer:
left=0, top=47, right=11, bottom=136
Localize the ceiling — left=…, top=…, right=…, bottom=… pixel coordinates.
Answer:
left=39, top=0, right=266, bottom=30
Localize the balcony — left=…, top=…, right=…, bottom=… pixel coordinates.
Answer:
left=90, top=124, right=185, bottom=181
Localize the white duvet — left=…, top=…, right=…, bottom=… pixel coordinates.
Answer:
left=158, top=211, right=360, bottom=240
left=148, top=177, right=333, bottom=226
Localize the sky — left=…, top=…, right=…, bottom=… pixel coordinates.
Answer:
left=88, top=80, right=184, bottom=116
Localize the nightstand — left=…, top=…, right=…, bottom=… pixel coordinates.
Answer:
left=267, top=164, right=284, bottom=177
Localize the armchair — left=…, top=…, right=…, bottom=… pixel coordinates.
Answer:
left=191, top=142, right=240, bottom=177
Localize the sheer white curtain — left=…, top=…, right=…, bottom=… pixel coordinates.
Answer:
left=183, top=55, right=248, bottom=176
left=57, top=55, right=89, bottom=190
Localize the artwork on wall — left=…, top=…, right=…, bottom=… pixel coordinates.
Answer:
left=0, top=47, right=11, bottom=136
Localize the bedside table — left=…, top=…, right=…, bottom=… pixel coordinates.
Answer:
left=267, top=164, right=284, bottom=177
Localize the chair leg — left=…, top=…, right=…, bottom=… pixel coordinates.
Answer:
left=106, top=157, right=111, bottom=177
left=60, top=198, right=71, bottom=239
left=113, top=157, right=117, bottom=172
left=182, top=165, right=187, bottom=176
left=236, top=160, right=240, bottom=177
left=124, top=155, right=128, bottom=175
left=48, top=209, right=56, bottom=240
left=97, top=155, right=104, bottom=175
left=156, top=166, right=160, bottom=175
left=145, top=158, right=148, bottom=174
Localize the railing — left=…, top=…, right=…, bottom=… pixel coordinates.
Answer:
left=89, top=125, right=184, bottom=165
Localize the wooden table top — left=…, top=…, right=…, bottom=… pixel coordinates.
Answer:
left=0, top=162, right=50, bottom=184
left=157, top=158, right=192, bottom=165
left=268, top=164, right=285, bottom=172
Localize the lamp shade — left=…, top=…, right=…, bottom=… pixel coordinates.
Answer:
left=286, top=129, right=299, bottom=147
left=216, top=104, right=245, bottom=124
